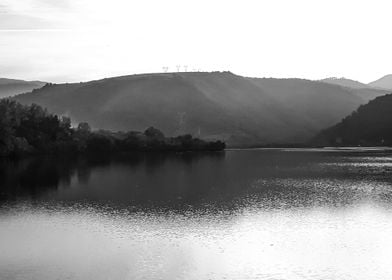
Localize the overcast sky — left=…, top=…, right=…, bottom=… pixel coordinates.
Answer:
left=0, top=0, right=391, bottom=83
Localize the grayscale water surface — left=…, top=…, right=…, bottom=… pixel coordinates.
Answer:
left=1, top=149, right=392, bottom=279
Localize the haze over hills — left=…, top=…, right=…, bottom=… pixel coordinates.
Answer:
left=313, top=94, right=392, bottom=146
left=368, top=74, right=392, bottom=90
left=321, top=75, right=392, bottom=91
left=13, top=72, right=389, bottom=147
left=320, top=77, right=370, bottom=89
left=0, top=78, right=46, bottom=98
left=318, top=76, right=391, bottom=101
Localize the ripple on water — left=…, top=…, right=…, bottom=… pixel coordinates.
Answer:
left=1, top=150, right=392, bottom=279
left=1, top=201, right=392, bottom=280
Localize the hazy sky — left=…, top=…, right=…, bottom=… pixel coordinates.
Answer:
left=1, top=0, right=391, bottom=83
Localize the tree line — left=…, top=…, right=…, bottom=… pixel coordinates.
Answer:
left=0, top=99, right=225, bottom=157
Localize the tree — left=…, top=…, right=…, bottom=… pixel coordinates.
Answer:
left=144, top=127, right=165, bottom=140
left=77, top=122, right=91, bottom=133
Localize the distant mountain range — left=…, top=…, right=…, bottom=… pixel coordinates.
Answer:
left=0, top=78, right=46, bottom=98
left=313, top=93, right=392, bottom=146
left=321, top=75, right=392, bottom=90
left=12, top=72, right=390, bottom=147
left=368, top=74, right=392, bottom=90
left=320, top=77, right=370, bottom=89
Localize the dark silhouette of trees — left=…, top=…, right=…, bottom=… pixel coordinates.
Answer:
left=0, top=100, right=74, bottom=156
left=144, top=126, right=165, bottom=140
left=77, top=122, right=91, bottom=133
left=0, top=99, right=225, bottom=157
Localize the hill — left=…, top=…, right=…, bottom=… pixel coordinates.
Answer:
left=368, top=74, right=392, bottom=90
left=0, top=78, right=46, bottom=98
left=313, top=94, right=392, bottom=146
left=320, top=77, right=369, bottom=89
left=13, top=72, right=389, bottom=147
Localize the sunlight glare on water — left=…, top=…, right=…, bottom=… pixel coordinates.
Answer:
left=1, top=150, right=392, bottom=279
left=1, top=204, right=392, bottom=279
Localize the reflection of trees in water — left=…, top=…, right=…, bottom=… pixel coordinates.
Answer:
left=0, top=152, right=226, bottom=203
left=0, top=157, right=76, bottom=201
left=1, top=151, right=391, bottom=210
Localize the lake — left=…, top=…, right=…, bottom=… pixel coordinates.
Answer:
left=1, top=149, right=392, bottom=280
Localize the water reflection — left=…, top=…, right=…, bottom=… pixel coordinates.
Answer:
left=1, top=150, right=392, bottom=279
left=1, top=150, right=392, bottom=210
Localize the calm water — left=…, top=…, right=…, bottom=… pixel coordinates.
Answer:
left=1, top=149, right=392, bottom=280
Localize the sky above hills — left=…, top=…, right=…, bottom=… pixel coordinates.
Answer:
left=1, top=0, right=391, bottom=83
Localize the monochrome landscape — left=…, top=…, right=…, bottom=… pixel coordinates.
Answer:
left=1, top=0, right=392, bottom=279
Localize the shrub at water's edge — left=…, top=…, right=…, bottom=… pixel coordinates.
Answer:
left=0, top=99, right=225, bottom=157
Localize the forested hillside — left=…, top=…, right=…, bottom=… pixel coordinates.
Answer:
left=14, top=72, right=388, bottom=146
left=313, top=94, right=392, bottom=146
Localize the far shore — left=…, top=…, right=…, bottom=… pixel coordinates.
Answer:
left=226, top=146, right=392, bottom=152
